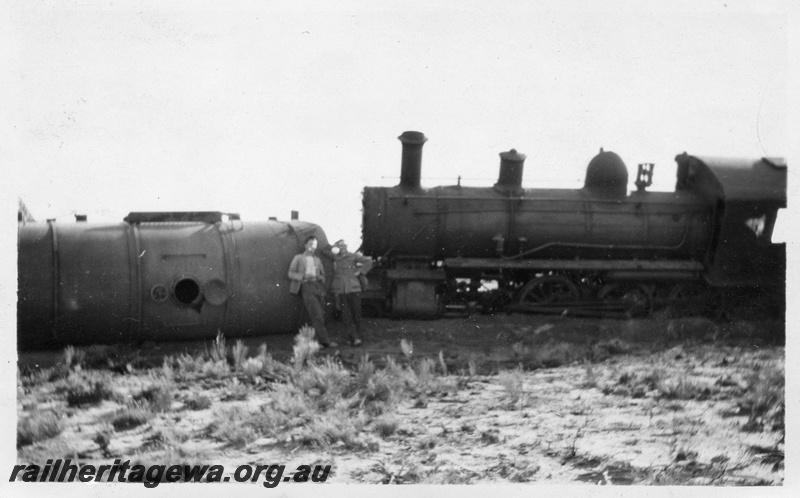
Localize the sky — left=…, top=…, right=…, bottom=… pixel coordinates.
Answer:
left=6, top=0, right=792, bottom=248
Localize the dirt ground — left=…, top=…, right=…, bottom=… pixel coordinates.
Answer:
left=16, top=312, right=785, bottom=486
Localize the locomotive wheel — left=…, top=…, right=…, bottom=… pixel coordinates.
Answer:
left=598, top=282, right=652, bottom=318
left=517, top=276, right=579, bottom=305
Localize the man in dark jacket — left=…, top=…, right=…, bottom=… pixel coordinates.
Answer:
left=329, top=239, right=373, bottom=346
left=287, top=236, right=336, bottom=348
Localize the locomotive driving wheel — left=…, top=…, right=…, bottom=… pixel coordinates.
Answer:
left=517, top=276, right=579, bottom=305
left=598, top=282, right=652, bottom=318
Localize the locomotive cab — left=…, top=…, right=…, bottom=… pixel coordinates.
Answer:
left=674, top=154, right=786, bottom=288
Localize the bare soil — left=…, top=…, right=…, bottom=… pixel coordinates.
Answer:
left=17, top=313, right=784, bottom=486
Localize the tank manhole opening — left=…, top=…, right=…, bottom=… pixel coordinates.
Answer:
left=174, top=278, right=201, bottom=305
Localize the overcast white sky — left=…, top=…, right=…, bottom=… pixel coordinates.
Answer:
left=7, top=0, right=791, bottom=248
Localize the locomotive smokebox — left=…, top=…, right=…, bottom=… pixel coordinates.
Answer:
left=584, top=148, right=629, bottom=197
left=494, top=149, right=527, bottom=193
left=398, top=131, right=428, bottom=189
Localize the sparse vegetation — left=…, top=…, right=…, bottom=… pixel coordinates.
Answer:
left=498, top=367, right=527, bottom=408
left=17, top=409, right=64, bottom=448
left=373, top=415, right=400, bottom=439
left=231, top=340, right=249, bottom=371
left=293, top=325, right=321, bottom=370
left=93, top=426, right=114, bottom=457
left=737, top=359, right=784, bottom=433
left=64, top=376, right=115, bottom=407
left=209, top=331, right=226, bottom=363
left=16, top=319, right=785, bottom=485
left=111, top=405, right=153, bottom=431
left=184, top=392, right=212, bottom=410
left=133, top=381, right=174, bottom=412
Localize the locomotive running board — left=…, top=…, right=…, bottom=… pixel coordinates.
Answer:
left=443, top=258, right=704, bottom=272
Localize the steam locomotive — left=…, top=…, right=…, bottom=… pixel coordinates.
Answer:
left=17, top=131, right=786, bottom=348
left=360, top=132, right=786, bottom=319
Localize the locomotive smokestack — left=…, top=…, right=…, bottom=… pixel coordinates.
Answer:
left=398, top=131, right=428, bottom=189
left=494, top=149, right=526, bottom=192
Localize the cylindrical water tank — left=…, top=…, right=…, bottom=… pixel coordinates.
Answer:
left=17, top=213, right=330, bottom=348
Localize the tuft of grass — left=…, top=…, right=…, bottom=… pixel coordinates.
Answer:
left=133, top=381, right=174, bottom=412
left=241, top=357, right=264, bottom=377
left=213, top=422, right=258, bottom=448
left=372, top=459, right=425, bottom=484
left=209, top=405, right=259, bottom=446
left=581, top=361, right=598, bottom=389
left=65, top=378, right=115, bottom=407
left=384, top=355, right=404, bottom=379
left=63, top=345, right=84, bottom=369
left=231, top=340, right=249, bottom=371
left=209, top=331, right=226, bottom=362
left=173, top=353, right=201, bottom=376
left=17, top=409, right=64, bottom=448
left=201, top=359, right=229, bottom=379
left=184, top=392, right=212, bottom=411
left=111, top=405, right=153, bottom=431
left=467, top=353, right=482, bottom=377
left=738, top=360, right=784, bottom=433
left=354, top=353, right=376, bottom=387
left=373, top=415, right=400, bottom=439
left=497, top=367, right=527, bottom=408
left=93, top=426, right=114, bottom=456
left=293, top=325, right=320, bottom=370
left=220, top=377, right=250, bottom=402
left=418, top=467, right=475, bottom=484
left=657, top=377, right=715, bottom=401
left=297, top=414, right=363, bottom=448
left=251, top=343, right=292, bottom=379
left=293, top=356, right=352, bottom=410
left=413, top=357, right=437, bottom=392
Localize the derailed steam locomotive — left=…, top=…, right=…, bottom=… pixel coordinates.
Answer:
left=17, top=131, right=786, bottom=348
left=360, top=132, right=786, bottom=319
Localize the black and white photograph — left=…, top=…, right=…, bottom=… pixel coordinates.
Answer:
left=4, top=0, right=794, bottom=495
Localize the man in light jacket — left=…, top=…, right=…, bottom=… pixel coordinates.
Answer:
left=287, top=235, right=336, bottom=348
left=329, top=239, right=373, bottom=346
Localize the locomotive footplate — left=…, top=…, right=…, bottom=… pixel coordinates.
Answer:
left=443, top=258, right=704, bottom=273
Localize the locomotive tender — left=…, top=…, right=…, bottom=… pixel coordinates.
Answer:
left=361, top=132, right=786, bottom=318
left=18, top=212, right=330, bottom=348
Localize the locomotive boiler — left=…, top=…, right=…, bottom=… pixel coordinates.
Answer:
left=361, top=132, right=786, bottom=318
left=18, top=212, right=330, bottom=349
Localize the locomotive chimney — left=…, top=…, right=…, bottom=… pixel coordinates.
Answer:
left=494, top=149, right=526, bottom=193
left=398, top=131, right=428, bottom=189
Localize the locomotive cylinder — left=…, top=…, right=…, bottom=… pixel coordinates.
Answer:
left=17, top=214, right=330, bottom=348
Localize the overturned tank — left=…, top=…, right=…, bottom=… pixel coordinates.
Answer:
left=18, top=212, right=329, bottom=349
